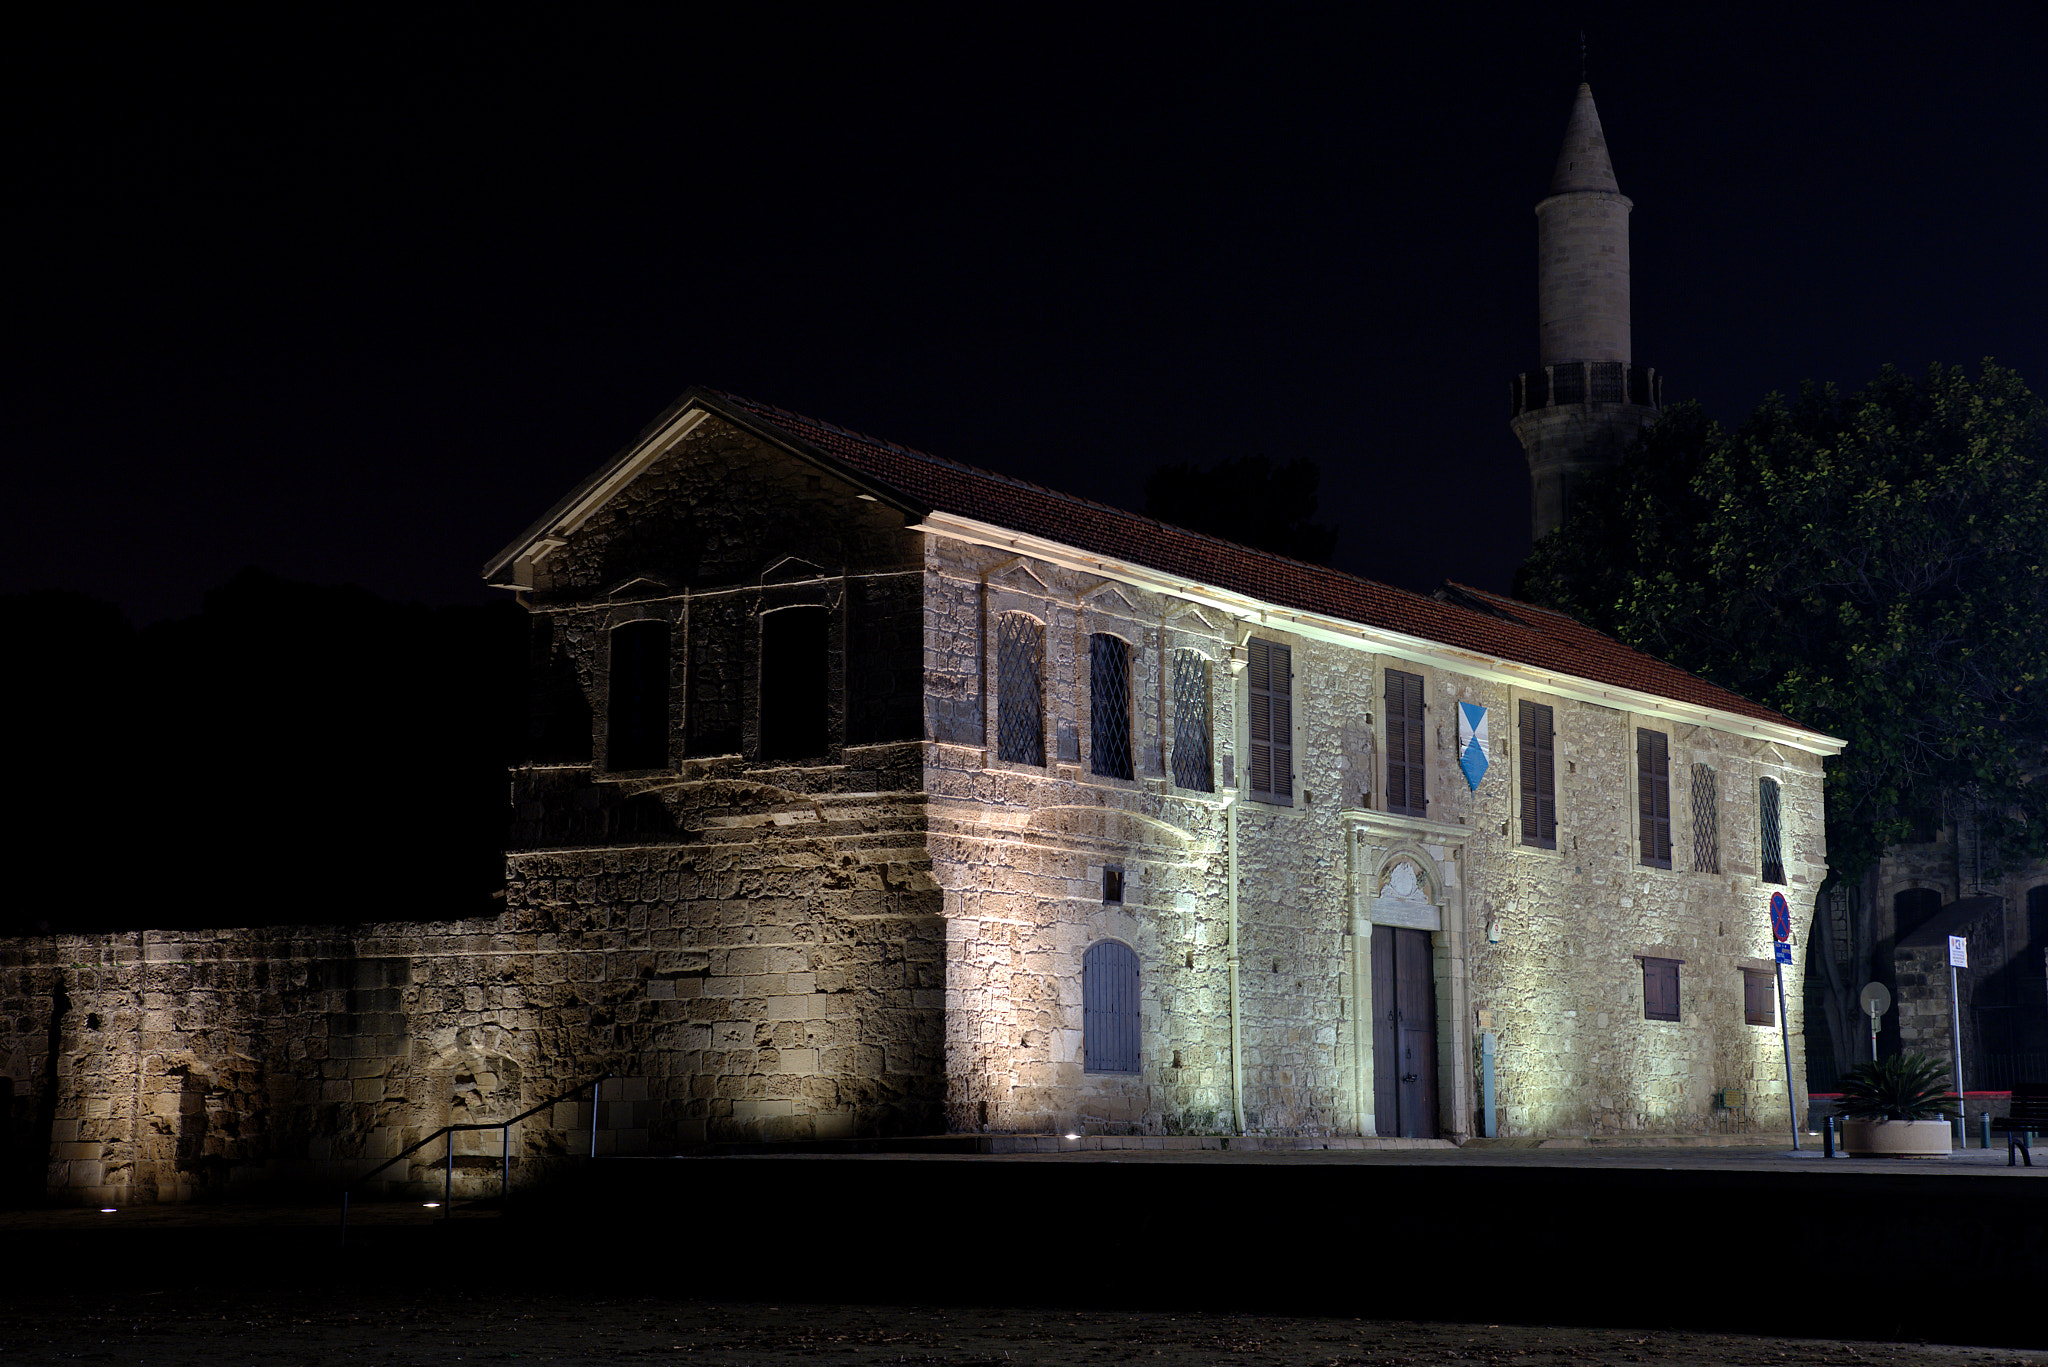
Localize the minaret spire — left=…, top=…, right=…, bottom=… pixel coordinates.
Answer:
left=1510, top=82, right=1662, bottom=540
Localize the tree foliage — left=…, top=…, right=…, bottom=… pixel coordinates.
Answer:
left=1516, top=362, right=2048, bottom=881
left=1144, top=455, right=1339, bottom=565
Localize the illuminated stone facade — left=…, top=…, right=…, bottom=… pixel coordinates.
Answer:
left=1, top=394, right=1838, bottom=1204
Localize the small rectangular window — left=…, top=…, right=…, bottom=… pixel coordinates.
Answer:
left=1171, top=650, right=1213, bottom=792
left=1641, top=956, right=1681, bottom=1022
left=1637, top=729, right=1672, bottom=868
left=1691, top=763, right=1720, bottom=873
left=1743, top=968, right=1775, bottom=1027
left=1089, top=634, right=1133, bottom=779
left=1760, top=777, right=1785, bottom=884
left=1247, top=638, right=1293, bottom=806
left=1103, top=867, right=1124, bottom=904
left=1519, top=700, right=1557, bottom=848
left=1386, top=669, right=1426, bottom=817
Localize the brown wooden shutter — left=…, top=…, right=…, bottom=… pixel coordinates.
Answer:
left=1386, top=669, right=1425, bottom=816
left=1637, top=729, right=1672, bottom=868
left=1519, top=700, right=1556, bottom=848
left=1641, top=957, right=1680, bottom=1021
left=1247, top=638, right=1292, bottom=806
left=1743, top=969, right=1775, bottom=1026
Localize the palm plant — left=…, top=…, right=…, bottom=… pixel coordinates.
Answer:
left=1836, top=1053, right=1958, bottom=1122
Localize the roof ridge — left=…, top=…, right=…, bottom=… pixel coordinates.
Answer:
left=714, top=387, right=1386, bottom=588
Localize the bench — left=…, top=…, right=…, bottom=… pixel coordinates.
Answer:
left=1989, top=1083, right=2047, bottom=1166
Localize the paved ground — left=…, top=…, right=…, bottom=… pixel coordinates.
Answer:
left=2, top=1290, right=2044, bottom=1367
left=3, top=1145, right=2040, bottom=1359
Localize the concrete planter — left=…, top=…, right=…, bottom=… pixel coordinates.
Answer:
left=1839, top=1118, right=1953, bottom=1157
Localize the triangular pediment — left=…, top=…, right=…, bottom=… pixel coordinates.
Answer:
left=1164, top=602, right=1223, bottom=633
left=606, top=575, right=673, bottom=599
left=984, top=558, right=1053, bottom=597
left=1079, top=580, right=1141, bottom=617
left=762, top=555, right=831, bottom=584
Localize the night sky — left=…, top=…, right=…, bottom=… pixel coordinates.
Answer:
left=15, top=5, right=2046, bottom=627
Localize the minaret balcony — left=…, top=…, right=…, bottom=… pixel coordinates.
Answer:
left=1512, top=362, right=1660, bottom=416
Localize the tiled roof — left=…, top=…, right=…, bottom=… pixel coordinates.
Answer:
left=707, top=389, right=1809, bottom=733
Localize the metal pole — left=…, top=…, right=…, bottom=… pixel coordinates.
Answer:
left=1949, top=963, right=1965, bottom=1123
left=590, top=1077, right=602, bottom=1158
left=1869, top=1007, right=1879, bottom=1061
left=340, top=1190, right=350, bottom=1247
left=444, top=1133, right=454, bottom=1217
left=502, top=1123, right=511, bottom=1198
left=1774, top=960, right=1799, bottom=1150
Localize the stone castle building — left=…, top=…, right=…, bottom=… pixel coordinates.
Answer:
left=1, top=85, right=1845, bottom=1206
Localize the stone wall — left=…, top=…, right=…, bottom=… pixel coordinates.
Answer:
left=916, top=533, right=1824, bottom=1142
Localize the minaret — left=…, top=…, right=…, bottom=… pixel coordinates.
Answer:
left=1511, top=83, right=1661, bottom=540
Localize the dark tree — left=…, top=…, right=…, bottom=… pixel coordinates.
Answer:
left=1516, top=363, right=2048, bottom=1073
left=1143, top=455, right=1340, bottom=565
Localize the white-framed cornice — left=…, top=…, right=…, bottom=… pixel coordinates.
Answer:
left=916, top=510, right=1844, bottom=758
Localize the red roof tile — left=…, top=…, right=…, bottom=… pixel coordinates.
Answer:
left=708, top=389, right=1812, bottom=733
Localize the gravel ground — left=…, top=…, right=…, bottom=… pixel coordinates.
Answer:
left=0, top=1291, right=2039, bottom=1367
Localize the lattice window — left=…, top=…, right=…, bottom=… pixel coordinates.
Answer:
left=1519, top=700, right=1556, bottom=848
left=1083, top=940, right=1140, bottom=1074
left=1691, top=762, right=1720, bottom=873
left=1089, top=633, right=1133, bottom=780
left=996, top=613, right=1044, bottom=765
left=1171, top=649, right=1212, bottom=792
left=1385, top=668, right=1425, bottom=817
left=1637, top=729, right=1672, bottom=868
left=1247, top=638, right=1293, bottom=805
left=1760, top=777, right=1785, bottom=884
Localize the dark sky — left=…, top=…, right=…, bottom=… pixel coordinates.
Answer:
left=14, top=5, right=2046, bottom=626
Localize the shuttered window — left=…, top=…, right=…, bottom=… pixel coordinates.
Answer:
left=1640, top=956, right=1680, bottom=1022
left=1171, top=649, right=1213, bottom=792
left=1089, top=634, right=1133, bottom=779
left=1385, top=669, right=1426, bottom=817
left=1691, top=763, right=1720, bottom=873
left=1759, top=778, right=1785, bottom=884
left=996, top=613, right=1044, bottom=765
left=1743, top=968, right=1775, bottom=1027
left=1637, top=729, right=1672, bottom=868
left=1519, top=700, right=1557, bottom=848
left=1083, top=940, right=1140, bottom=1074
left=606, top=619, right=670, bottom=772
left=1246, top=638, right=1292, bottom=806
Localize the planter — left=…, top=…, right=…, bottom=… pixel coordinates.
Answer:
left=1839, top=1117, right=1953, bottom=1158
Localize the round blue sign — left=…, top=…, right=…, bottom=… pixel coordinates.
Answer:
left=1769, top=891, right=1791, bottom=941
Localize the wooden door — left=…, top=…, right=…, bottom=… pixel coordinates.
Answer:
left=1371, top=924, right=1439, bottom=1139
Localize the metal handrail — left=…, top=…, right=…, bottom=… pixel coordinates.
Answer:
left=339, top=1072, right=613, bottom=1244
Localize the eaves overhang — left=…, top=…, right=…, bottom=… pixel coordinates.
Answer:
left=916, top=510, right=1846, bottom=759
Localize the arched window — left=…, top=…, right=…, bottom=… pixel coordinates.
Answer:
left=1089, top=633, right=1132, bottom=780
left=1083, top=940, right=1140, bottom=1074
left=996, top=613, right=1044, bottom=765
left=606, top=619, right=670, bottom=771
left=760, top=605, right=829, bottom=760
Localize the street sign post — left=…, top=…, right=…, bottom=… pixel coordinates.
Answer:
left=1948, top=936, right=1968, bottom=1106
left=1770, top=893, right=1798, bottom=1150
